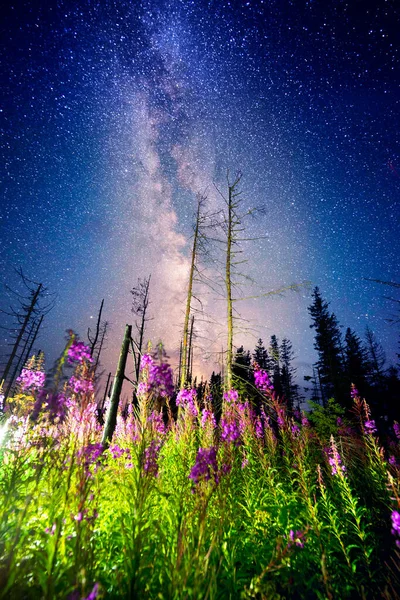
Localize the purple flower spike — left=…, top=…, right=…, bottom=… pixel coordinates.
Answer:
left=68, top=340, right=93, bottom=364
left=223, top=389, right=239, bottom=404
left=254, top=368, right=274, bottom=393
left=189, top=447, right=219, bottom=486
left=16, top=368, right=46, bottom=392
left=393, top=422, right=400, bottom=440
left=364, top=419, right=377, bottom=434
left=84, top=583, right=100, bottom=600
left=140, top=354, right=154, bottom=370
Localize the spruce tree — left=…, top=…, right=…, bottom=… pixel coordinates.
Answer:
left=252, top=338, right=271, bottom=371
left=280, top=337, right=300, bottom=412
left=308, top=287, right=345, bottom=407
left=344, top=327, right=368, bottom=397
left=269, top=335, right=282, bottom=397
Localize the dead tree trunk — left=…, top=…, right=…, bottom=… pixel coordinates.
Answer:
left=101, top=324, right=132, bottom=446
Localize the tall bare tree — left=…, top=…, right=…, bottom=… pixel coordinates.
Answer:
left=131, top=275, right=152, bottom=382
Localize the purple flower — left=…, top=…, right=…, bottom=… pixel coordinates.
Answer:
left=109, top=445, right=131, bottom=459
left=220, top=417, right=242, bottom=446
left=148, top=411, right=167, bottom=434
left=364, top=419, right=377, bottom=434
left=328, top=437, right=346, bottom=477
left=45, top=523, right=57, bottom=535
left=143, top=440, right=162, bottom=477
left=176, top=388, right=198, bottom=415
left=137, top=382, right=150, bottom=396
left=254, top=368, right=274, bottom=393
left=189, top=446, right=219, bottom=486
left=255, top=417, right=264, bottom=439
left=201, top=408, right=217, bottom=429
left=288, top=529, right=306, bottom=549
left=393, top=422, right=400, bottom=440
left=223, top=389, right=239, bottom=404
left=291, top=423, right=300, bottom=437
left=77, top=443, right=104, bottom=475
left=336, top=417, right=343, bottom=426
left=148, top=363, right=174, bottom=398
left=301, top=415, right=310, bottom=427
left=140, top=354, right=154, bottom=370
left=16, top=368, right=46, bottom=392
left=74, top=512, right=83, bottom=522
left=69, top=376, right=94, bottom=395
left=68, top=340, right=93, bottom=364
left=84, top=583, right=99, bottom=600
left=391, top=510, right=400, bottom=547
left=389, top=456, right=397, bottom=467
left=350, top=384, right=359, bottom=399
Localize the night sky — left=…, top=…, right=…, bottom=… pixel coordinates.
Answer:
left=1, top=0, right=399, bottom=387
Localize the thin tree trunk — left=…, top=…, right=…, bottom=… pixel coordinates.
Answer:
left=94, top=321, right=108, bottom=373
left=101, top=324, right=132, bottom=446
left=180, top=200, right=201, bottom=389
left=5, top=319, right=36, bottom=398
left=2, top=283, right=42, bottom=401
left=135, top=276, right=151, bottom=382
left=186, top=315, right=195, bottom=385
left=89, top=299, right=104, bottom=358
left=225, top=183, right=234, bottom=391
left=23, top=315, right=43, bottom=368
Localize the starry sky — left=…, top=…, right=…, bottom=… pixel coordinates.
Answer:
left=1, top=0, right=399, bottom=388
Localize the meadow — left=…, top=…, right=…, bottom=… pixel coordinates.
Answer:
left=0, top=336, right=399, bottom=600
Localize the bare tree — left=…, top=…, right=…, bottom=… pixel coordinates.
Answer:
left=0, top=269, right=54, bottom=403
left=131, top=275, right=152, bottom=381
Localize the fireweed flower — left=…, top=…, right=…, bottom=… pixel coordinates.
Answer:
left=223, top=389, right=239, bottom=404
left=328, top=436, right=346, bottom=477
left=69, top=376, right=94, bottom=395
left=16, top=368, right=46, bottom=392
left=137, top=382, right=150, bottom=397
left=85, top=584, right=100, bottom=600
left=77, top=443, right=104, bottom=476
left=68, top=340, right=93, bottom=364
left=291, top=422, right=300, bottom=437
left=148, top=362, right=174, bottom=398
left=221, top=417, right=243, bottom=446
left=176, top=388, right=198, bottom=416
left=140, top=353, right=154, bottom=370
left=189, top=446, right=219, bottom=486
left=301, top=414, right=310, bottom=427
left=350, top=384, right=359, bottom=399
left=143, top=440, right=162, bottom=477
left=253, top=365, right=274, bottom=393
left=364, top=419, right=377, bottom=434
left=288, top=529, right=306, bottom=549
left=393, top=422, right=400, bottom=440
left=391, top=510, right=400, bottom=548
left=201, top=408, right=217, bottom=429
left=389, top=456, right=397, bottom=467
left=148, top=411, right=167, bottom=434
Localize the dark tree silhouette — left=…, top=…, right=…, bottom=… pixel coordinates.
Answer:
left=308, top=287, right=345, bottom=407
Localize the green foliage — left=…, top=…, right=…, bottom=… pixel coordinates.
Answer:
left=0, top=383, right=398, bottom=599
left=308, top=398, right=345, bottom=440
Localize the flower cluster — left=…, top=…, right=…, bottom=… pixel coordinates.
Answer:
left=143, top=440, right=162, bottom=477
left=137, top=382, right=150, bottom=397
left=221, top=417, right=242, bottom=446
left=143, top=361, right=174, bottom=398
left=68, top=340, right=93, bottom=364
left=350, top=384, right=359, bottom=399
left=393, top=422, right=400, bottom=440
left=287, top=529, right=306, bottom=549
left=391, top=510, right=400, bottom=548
left=77, top=443, right=104, bottom=476
left=223, top=389, right=239, bottom=404
left=69, top=376, right=94, bottom=395
left=109, top=445, right=131, bottom=460
left=148, top=411, right=167, bottom=435
left=328, top=437, right=346, bottom=477
left=201, top=408, right=217, bottom=429
left=176, top=388, right=198, bottom=416
left=16, top=368, right=46, bottom=392
left=253, top=365, right=274, bottom=393
left=364, top=419, right=377, bottom=434
left=140, top=353, right=154, bottom=370
left=189, top=446, right=219, bottom=486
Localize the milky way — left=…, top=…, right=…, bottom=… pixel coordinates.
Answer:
left=1, top=0, right=399, bottom=386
